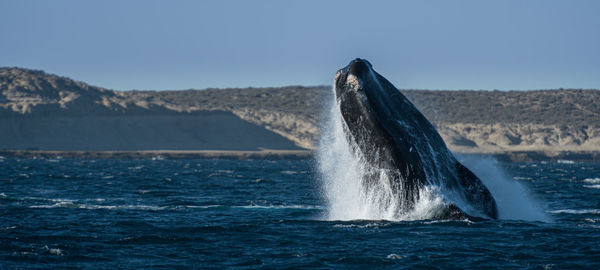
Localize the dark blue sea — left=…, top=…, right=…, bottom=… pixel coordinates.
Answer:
left=1, top=156, right=599, bottom=269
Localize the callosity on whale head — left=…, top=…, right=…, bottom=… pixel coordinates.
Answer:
left=333, top=58, right=498, bottom=220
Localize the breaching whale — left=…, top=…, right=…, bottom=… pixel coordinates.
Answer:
left=333, top=58, right=497, bottom=220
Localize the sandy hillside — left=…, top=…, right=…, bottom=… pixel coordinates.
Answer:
left=0, top=68, right=301, bottom=151
left=2, top=67, right=600, bottom=154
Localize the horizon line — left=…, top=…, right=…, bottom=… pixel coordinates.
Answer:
left=3, top=66, right=599, bottom=92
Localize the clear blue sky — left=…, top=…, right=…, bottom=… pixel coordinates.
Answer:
left=1, top=0, right=599, bottom=90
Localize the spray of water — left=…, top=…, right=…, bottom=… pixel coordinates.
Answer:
left=317, top=94, right=549, bottom=222
left=455, top=155, right=550, bottom=222
left=317, top=98, right=447, bottom=221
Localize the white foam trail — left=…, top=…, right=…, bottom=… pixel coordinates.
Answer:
left=28, top=201, right=323, bottom=211
left=456, top=155, right=550, bottom=222
left=30, top=202, right=166, bottom=211
left=236, top=205, right=324, bottom=210
left=317, top=96, right=445, bottom=221
left=549, top=209, right=600, bottom=214
left=583, top=178, right=600, bottom=184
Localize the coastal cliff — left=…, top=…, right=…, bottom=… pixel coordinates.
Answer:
left=2, top=67, right=599, bottom=159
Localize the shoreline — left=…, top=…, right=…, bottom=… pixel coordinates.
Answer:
left=0, top=150, right=313, bottom=160
left=1, top=150, right=600, bottom=162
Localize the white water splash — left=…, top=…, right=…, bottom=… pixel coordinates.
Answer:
left=317, top=92, right=549, bottom=222
left=317, top=98, right=447, bottom=221
left=455, top=155, right=550, bottom=222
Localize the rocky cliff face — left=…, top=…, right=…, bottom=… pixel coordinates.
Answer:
left=435, top=123, right=600, bottom=154
left=0, top=67, right=171, bottom=115
left=2, top=67, right=600, bottom=153
left=403, top=90, right=600, bottom=153
left=1, top=67, right=108, bottom=114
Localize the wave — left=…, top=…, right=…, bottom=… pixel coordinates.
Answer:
left=583, top=178, right=600, bottom=184
left=333, top=222, right=391, bottom=228
left=27, top=200, right=323, bottom=212
left=386, top=254, right=407, bottom=260
left=557, top=160, right=576, bottom=164
left=583, top=184, right=600, bottom=189
left=44, top=245, right=64, bottom=256
left=30, top=202, right=166, bottom=211
left=548, top=209, right=600, bottom=214
left=584, top=218, right=599, bottom=223
left=183, top=204, right=323, bottom=210
left=6, top=194, right=325, bottom=213
left=280, top=170, right=309, bottom=175
left=252, top=178, right=274, bottom=183
left=179, top=205, right=228, bottom=209
left=0, top=225, right=17, bottom=231
left=235, top=205, right=324, bottom=210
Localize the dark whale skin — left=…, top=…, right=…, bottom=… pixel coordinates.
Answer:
left=334, top=58, right=498, bottom=219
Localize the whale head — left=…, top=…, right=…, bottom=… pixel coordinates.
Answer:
left=333, top=58, right=421, bottom=141
left=334, top=58, right=372, bottom=96
left=332, top=58, right=423, bottom=167
left=333, top=58, right=377, bottom=115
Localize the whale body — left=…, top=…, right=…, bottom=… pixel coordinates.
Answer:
left=333, top=58, right=497, bottom=220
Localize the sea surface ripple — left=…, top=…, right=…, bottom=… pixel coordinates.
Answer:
left=1, top=157, right=599, bottom=268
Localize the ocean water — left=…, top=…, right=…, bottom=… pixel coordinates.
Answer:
left=1, top=157, right=599, bottom=269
